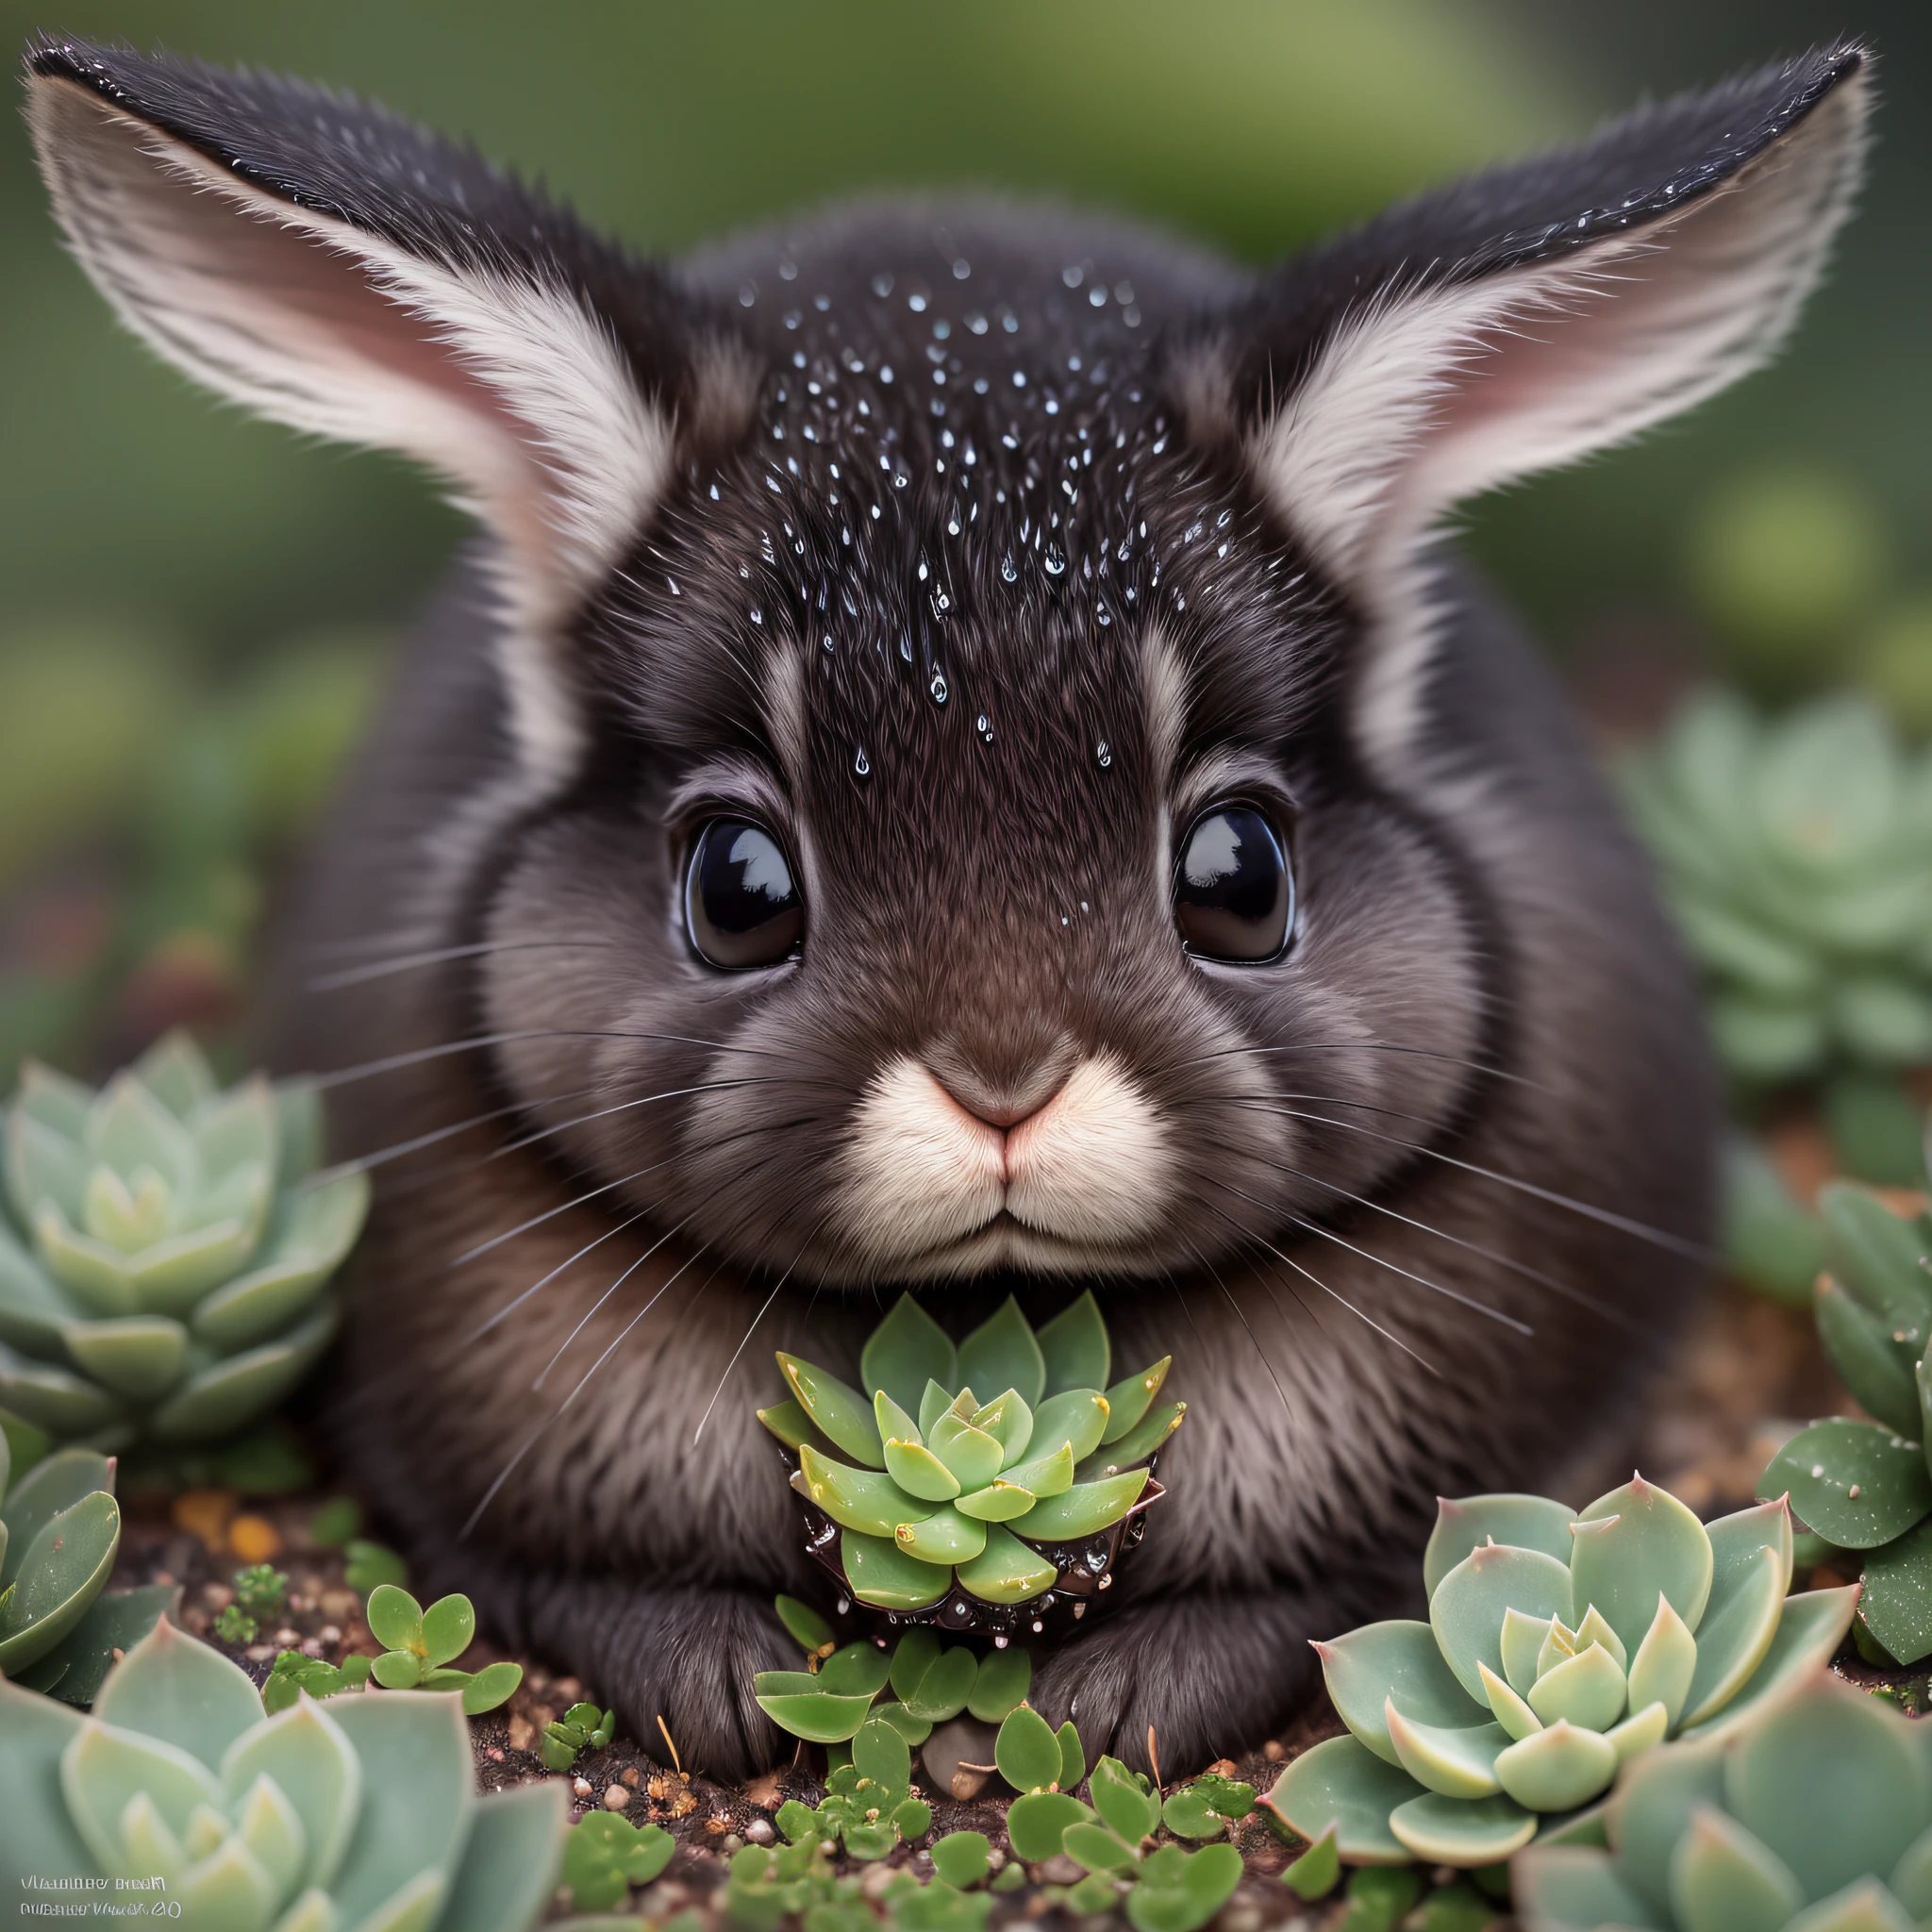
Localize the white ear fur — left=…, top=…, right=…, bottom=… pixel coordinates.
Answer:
left=1247, top=73, right=1870, bottom=775
left=28, top=76, right=677, bottom=786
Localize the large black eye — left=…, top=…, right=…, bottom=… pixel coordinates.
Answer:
left=684, top=818, right=804, bottom=969
left=1174, top=805, right=1293, bottom=962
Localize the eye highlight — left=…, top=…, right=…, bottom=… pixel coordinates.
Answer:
left=684, top=818, right=804, bottom=969
left=1174, top=804, right=1293, bottom=962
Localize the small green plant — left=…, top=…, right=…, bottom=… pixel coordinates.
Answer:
left=0, top=1415, right=172, bottom=1702
left=343, top=1535, right=409, bottom=1592
left=232, top=1558, right=289, bottom=1618
left=308, top=1493, right=362, bottom=1547
left=775, top=1716, right=934, bottom=1859
left=0, top=1613, right=565, bottom=1930
left=1758, top=1180, right=1932, bottom=1663
left=541, top=1701, right=617, bottom=1771
left=1161, top=1770, right=1255, bottom=1840
left=563, top=1810, right=675, bottom=1910
left=364, top=1582, right=523, bottom=1714
left=261, top=1644, right=374, bottom=1711
left=759, top=1291, right=1182, bottom=1620
left=212, top=1599, right=258, bottom=1645
left=1620, top=689, right=1932, bottom=1095
left=1266, top=1478, right=1857, bottom=1868
left=1513, top=1672, right=1932, bottom=1929
left=755, top=1604, right=1033, bottom=1747
left=0, top=1030, right=368, bottom=1448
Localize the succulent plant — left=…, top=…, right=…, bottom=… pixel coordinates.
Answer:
left=1619, top=689, right=1932, bottom=1088
left=756, top=1610, right=1034, bottom=1749
left=1758, top=1181, right=1932, bottom=1664
left=759, top=1291, right=1183, bottom=1631
left=540, top=1700, right=617, bottom=1772
left=1514, top=1673, right=1932, bottom=1930
left=362, top=1583, right=522, bottom=1714
left=775, top=1715, right=935, bottom=1860
left=1265, top=1477, right=1859, bottom=1869
left=0, top=1614, right=564, bottom=1928
left=987, top=1712, right=1245, bottom=1932
left=562, top=1811, right=675, bottom=1912
left=0, top=1030, right=368, bottom=1448
left=0, top=1418, right=171, bottom=1700
left=261, top=1646, right=375, bottom=1712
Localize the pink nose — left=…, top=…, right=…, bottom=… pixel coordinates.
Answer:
left=928, top=1065, right=1068, bottom=1134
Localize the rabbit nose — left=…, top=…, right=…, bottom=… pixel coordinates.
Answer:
left=924, top=1039, right=1076, bottom=1132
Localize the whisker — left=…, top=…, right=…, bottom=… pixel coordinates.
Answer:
left=1248, top=1152, right=1637, bottom=1333
left=449, top=1162, right=675, bottom=1267
left=307, top=1025, right=822, bottom=1091
left=1186, top=1038, right=1540, bottom=1090
left=306, top=939, right=619, bottom=991
left=494, top=1075, right=835, bottom=1158
left=531, top=1213, right=701, bottom=1386
left=1177, top=1236, right=1295, bottom=1423
left=302, top=1088, right=600, bottom=1187
left=691, top=1215, right=834, bottom=1446
left=1280, top=1208, right=1531, bottom=1336
left=1234, top=1103, right=1716, bottom=1263
left=464, top=1207, right=653, bottom=1344
left=459, top=1240, right=713, bottom=1539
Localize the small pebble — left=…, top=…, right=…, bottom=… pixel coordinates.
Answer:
left=1222, top=1906, right=1262, bottom=1932
left=723, top=1833, right=743, bottom=1853
left=318, top=1624, right=341, bottom=1648
left=704, top=1814, right=730, bottom=1835
left=244, top=1644, right=275, bottom=1663
left=275, top=1628, right=301, bottom=1647
left=985, top=1848, right=1006, bottom=1872
left=573, top=1777, right=593, bottom=1799
left=300, top=1639, right=326, bottom=1659
left=486, top=1747, right=506, bottom=1763
left=622, top=1767, right=641, bottom=1789
left=508, top=1716, right=537, bottom=1753
left=320, top=1589, right=359, bottom=1623
left=744, top=1818, right=774, bottom=1844
left=860, top=1865, right=895, bottom=1899
left=604, top=1786, right=630, bottom=1811
left=553, top=1677, right=584, bottom=1702
left=1036, top=1854, right=1082, bottom=1885
left=1261, top=1740, right=1285, bottom=1762
left=203, top=1583, right=234, bottom=1610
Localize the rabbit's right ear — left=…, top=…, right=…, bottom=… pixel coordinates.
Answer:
left=24, top=37, right=757, bottom=788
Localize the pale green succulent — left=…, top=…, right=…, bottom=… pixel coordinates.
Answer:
left=1515, top=1674, right=1932, bottom=1931
left=0, top=1030, right=367, bottom=1448
left=758, top=1292, right=1183, bottom=1619
left=0, top=1615, right=563, bottom=1930
left=1620, top=689, right=1932, bottom=1086
left=0, top=1419, right=170, bottom=1700
left=1265, top=1477, right=1858, bottom=1870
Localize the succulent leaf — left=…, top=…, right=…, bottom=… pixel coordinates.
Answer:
left=874, top=1388, right=921, bottom=1447
left=860, top=1296, right=957, bottom=1415
left=1476, top=1663, right=1541, bottom=1741
left=957, top=1297, right=1046, bottom=1410
left=1008, top=1468, right=1147, bottom=1540
left=1821, top=1184, right=1932, bottom=1336
left=1526, top=1643, right=1627, bottom=1733
left=1006, top=1790, right=1096, bottom=1862
left=1036, top=1291, right=1110, bottom=1397
left=996, top=1440, right=1074, bottom=1500
left=1680, top=1585, right=1858, bottom=1741
left=1078, top=1398, right=1184, bottom=1477
left=1315, top=1622, right=1487, bottom=1765
left=0, top=1490, right=119, bottom=1673
left=1627, top=1595, right=1700, bottom=1731
left=917, top=1377, right=955, bottom=1440
left=1494, top=1719, right=1619, bottom=1812
left=1262, top=1734, right=1424, bottom=1864
left=1668, top=1803, right=1804, bottom=1932
left=752, top=1675, right=875, bottom=1742
left=777, top=1356, right=884, bottom=1467
left=58, top=1315, right=189, bottom=1404
left=1090, top=1756, right=1159, bottom=1843
left=897, top=1643, right=976, bottom=1723
left=895, top=1505, right=989, bottom=1565
left=1571, top=1478, right=1715, bottom=1658
left=1382, top=1700, right=1508, bottom=1799
left=953, top=1524, right=1058, bottom=1605
left=840, top=1530, right=949, bottom=1611
left=1817, top=1275, right=1923, bottom=1436
left=1028, top=1388, right=1109, bottom=1465
left=1760, top=1419, right=1932, bottom=1550
left=1677, top=1543, right=1786, bottom=1730
left=1859, top=1516, right=1932, bottom=1665
left=1707, top=1498, right=1796, bottom=1601
left=968, top=1389, right=1032, bottom=1465
left=817, top=1642, right=893, bottom=1698
left=872, top=1439, right=957, bottom=1509
left=1388, top=1790, right=1537, bottom=1866
left=757, top=1400, right=825, bottom=1456
left=1501, top=1606, right=1554, bottom=1698
left=1430, top=1542, right=1574, bottom=1707
left=952, top=1476, right=1038, bottom=1523
left=1098, top=1357, right=1170, bottom=1445
left=966, top=1647, right=1031, bottom=1724
left=1607, top=1700, right=1672, bottom=1766
left=993, top=1706, right=1063, bottom=1793
left=147, top=1302, right=340, bottom=1442
left=1424, top=1493, right=1579, bottom=1599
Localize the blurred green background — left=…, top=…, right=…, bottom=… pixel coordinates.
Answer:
left=2, top=0, right=1928, bottom=1080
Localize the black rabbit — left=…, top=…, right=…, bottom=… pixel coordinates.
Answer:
left=24, top=34, right=1868, bottom=1774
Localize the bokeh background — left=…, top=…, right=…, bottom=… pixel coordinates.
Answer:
left=2, top=0, right=1927, bottom=1082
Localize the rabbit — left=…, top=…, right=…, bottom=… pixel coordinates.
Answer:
left=24, top=32, right=1869, bottom=1777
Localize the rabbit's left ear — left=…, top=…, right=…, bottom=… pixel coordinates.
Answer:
left=1190, top=42, right=1871, bottom=775
left=24, top=36, right=756, bottom=787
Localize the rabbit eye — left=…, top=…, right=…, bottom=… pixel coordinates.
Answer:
left=1174, top=804, right=1293, bottom=962
left=684, top=818, right=804, bottom=969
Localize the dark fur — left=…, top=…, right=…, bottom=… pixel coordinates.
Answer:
left=25, top=34, right=1866, bottom=1775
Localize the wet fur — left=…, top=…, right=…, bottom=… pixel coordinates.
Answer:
left=23, top=35, right=1871, bottom=1774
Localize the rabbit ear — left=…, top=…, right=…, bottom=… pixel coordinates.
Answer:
left=1191, top=42, right=1870, bottom=778
left=25, top=36, right=756, bottom=787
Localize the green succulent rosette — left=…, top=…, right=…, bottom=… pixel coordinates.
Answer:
left=0, top=1030, right=367, bottom=1449
left=1515, top=1673, right=1932, bottom=1930
left=1265, top=1477, right=1858, bottom=1870
left=1758, top=1180, right=1932, bottom=1665
left=1620, top=689, right=1932, bottom=1087
left=758, top=1292, right=1183, bottom=1629
left=1, top=1615, right=563, bottom=1926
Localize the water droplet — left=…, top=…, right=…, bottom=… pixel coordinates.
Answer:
left=854, top=747, right=872, bottom=778
left=871, top=272, right=893, bottom=298
left=908, top=291, right=927, bottom=312
left=929, top=671, right=949, bottom=705
left=1094, top=740, right=1112, bottom=769
left=822, top=634, right=835, bottom=654
left=1000, top=553, right=1018, bottom=583
left=976, top=712, right=993, bottom=742
left=1042, top=545, right=1067, bottom=578
left=1062, top=264, right=1084, bottom=288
